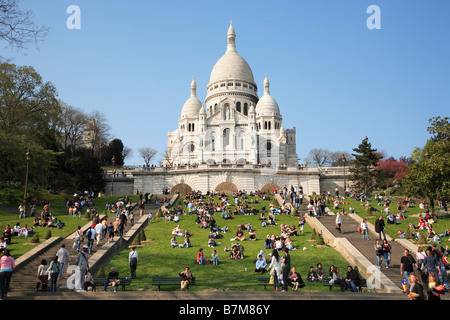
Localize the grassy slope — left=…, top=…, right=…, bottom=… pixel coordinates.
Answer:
left=105, top=194, right=350, bottom=291
left=0, top=192, right=139, bottom=259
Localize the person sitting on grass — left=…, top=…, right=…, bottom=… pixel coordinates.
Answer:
left=179, top=235, right=191, bottom=248
left=196, top=248, right=207, bottom=264
left=235, top=227, right=245, bottom=241
left=170, top=236, right=178, bottom=248
left=255, top=254, right=267, bottom=274
left=248, top=228, right=256, bottom=241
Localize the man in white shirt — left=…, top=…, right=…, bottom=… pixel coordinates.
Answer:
left=95, top=222, right=104, bottom=246
left=74, top=245, right=89, bottom=292
left=129, top=247, right=138, bottom=278
left=56, top=243, right=71, bottom=279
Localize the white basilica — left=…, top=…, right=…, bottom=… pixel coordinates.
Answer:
left=165, top=22, right=298, bottom=167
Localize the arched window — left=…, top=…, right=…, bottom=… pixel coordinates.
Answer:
left=266, top=140, right=272, bottom=157
left=236, top=101, right=241, bottom=113
left=243, top=103, right=248, bottom=116
left=223, top=128, right=231, bottom=149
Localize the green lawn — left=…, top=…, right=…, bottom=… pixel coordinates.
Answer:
left=0, top=192, right=140, bottom=259
left=104, top=194, right=352, bottom=292
left=326, top=196, right=450, bottom=245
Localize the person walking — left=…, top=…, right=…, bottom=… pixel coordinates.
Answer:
left=0, top=249, right=15, bottom=300
left=36, top=259, right=49, bottom=292
left=47, top=255, right=61, bottom=292
left=129, top=247, right=138, bottom=279
left=374, top=239, right=384, bottom=268
left=400, top=249, right=416, bottom=292
left=281, top=247, right=291, bottom=292
left=382, top=239, right=392, bottom=268
left=18, top=203, right=25, bottom=219
left=335, top=212, right=342, bottom=234
left=56, top=244, right=71, bottom=280
left=375, top=215, right=386, bottom=241
left=360, top=218, right=369, bottom=241
left=74, top=245, right=89, bottom=292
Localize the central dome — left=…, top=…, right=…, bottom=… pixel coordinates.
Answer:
left=209, top=21, right=255, bottom=84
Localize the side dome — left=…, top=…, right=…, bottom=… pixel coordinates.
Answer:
left=209, top=21, right=255, bottom=84
left=256, top=75, right=280, bottom=116
left=181, top=77, right=203, bottom=118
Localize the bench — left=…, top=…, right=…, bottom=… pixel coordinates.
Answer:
left=258, top=277, right=272, bottom=291
left=91, top=277, right=132, bottom=291
left=152, top=276, right=196, bottom=291
left=322, top=277, right=367, bottom=292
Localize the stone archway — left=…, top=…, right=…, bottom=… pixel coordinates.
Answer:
left=215, top=182, right=238, bottom=194
left=170, top=183, right=193, bottom=195
left=261, top=183, right=281, bottom=195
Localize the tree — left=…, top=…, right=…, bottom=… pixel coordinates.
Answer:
left=349, top=136, right=382, bottom=194
left=102, top=138, right=126, bottom=166
left=83, top=111, right=110, bottom=159
left=374, top=157, right=409, bottom=188
left=58, top=101, right=88, bottom=158
left=404, top=117, right=450, bottom=214
left=139, top=147, right=158, bottom=167
left=304, top=148, right=331, bottom=167
left=0, top=0, right=48, bottom=52
left=330, top=151, right=352, bottom=166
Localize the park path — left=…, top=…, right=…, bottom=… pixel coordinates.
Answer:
left=317, top=213, right=405, bottom=290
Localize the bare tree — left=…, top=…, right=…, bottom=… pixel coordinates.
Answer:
left=58, top=100, right=88, bottom=158
left=84, top=110, right=111, bottom=158
left=0, top=0, right=48, bottom=52
left=305, top=148, right=331, bottom=167
left=138, top=147, right=158, bottom=167
left=330, top=151, right=353, bottom=166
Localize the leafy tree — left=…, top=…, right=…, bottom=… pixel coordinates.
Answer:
left=404, top=117, right=450, bottom=215
left=374, top=157, right=409, bottom=188
left=349, top=136, right=382, bottom=194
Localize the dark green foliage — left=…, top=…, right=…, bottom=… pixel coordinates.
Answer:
left=349, top=137, right=382, bottom=194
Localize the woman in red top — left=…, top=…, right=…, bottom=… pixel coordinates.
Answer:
left=0, top=249, right=16, bottom=300
left=197, top=248, right=206, bottom=264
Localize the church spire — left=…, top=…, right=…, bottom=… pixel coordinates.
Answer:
left=227, top=20, right=236, bottom=52
left=263, top=73, right=270, bottom=95
left=190, top=76, right=197, bottom=97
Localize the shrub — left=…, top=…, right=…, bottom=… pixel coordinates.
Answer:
left=97, top=265, right=106, bottom=278
left=140, top=229, right=147, bottom=242
left=44, top=229, right=52, bottom=239
left=132, top=233, right=141, bottom=246
left=310, top=228, right=317, bottom=241
left=30, top=234, right=40, bottom=243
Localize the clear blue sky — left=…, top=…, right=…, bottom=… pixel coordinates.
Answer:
left=3, top=0, right=449, bottom=166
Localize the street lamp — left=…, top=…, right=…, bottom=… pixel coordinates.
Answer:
left=111, top=155, right=116, bottom=196
left=342, top=155, right=347, bottom=197
left=23, top=150, right=32, bottom=217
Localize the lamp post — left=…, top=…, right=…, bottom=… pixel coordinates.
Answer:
left=342, top=155, right=347, bottom=197
left=23, top=150, right=32, bottom=217
left=110, top=155, right=116, bottom=196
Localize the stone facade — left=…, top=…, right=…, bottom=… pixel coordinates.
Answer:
left=165, top=22, right=298, bottom=167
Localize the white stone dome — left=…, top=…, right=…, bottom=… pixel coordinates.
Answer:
left=209, top=21, right=255, bottom=84
left=181, top=77, right=203, bottom=118
left=256, top=75, right=280, bottom=116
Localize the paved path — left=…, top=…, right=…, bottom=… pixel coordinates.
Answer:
left=317, top=213, right=406, bottom=290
